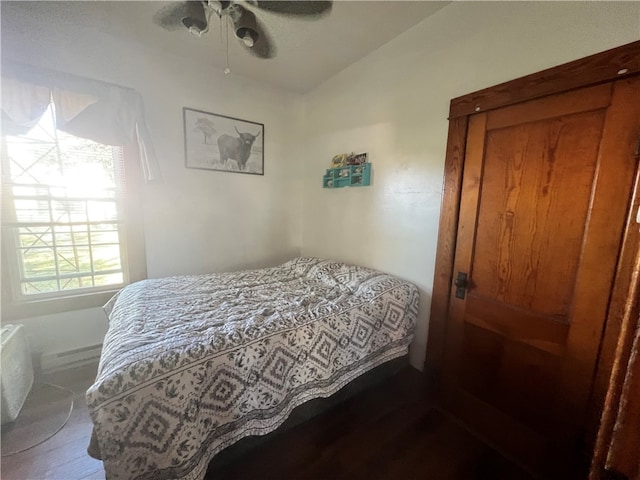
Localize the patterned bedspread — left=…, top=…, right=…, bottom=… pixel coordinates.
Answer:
left=87, top=257, right=418, bottom=480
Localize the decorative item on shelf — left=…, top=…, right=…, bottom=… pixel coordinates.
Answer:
left=347, top=152, right=367, bottom=165
left=331, top=153, right=349, bottom=168
left=330, top=152, right=367, bottom=168
left=322, top=162, right=371, bottom=189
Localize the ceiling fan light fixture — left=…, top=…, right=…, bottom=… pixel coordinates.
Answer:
left=207, top=0, right=223, bottom=15
left=234, top=8, right=259, bottom=48
left=182, top=1, right=208, bottom=32
left=238, top=28, right=258, bottom=47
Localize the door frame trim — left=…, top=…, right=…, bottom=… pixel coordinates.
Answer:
left=425, top=41, right=640, bottom=392
left=448, top=41, right=640, bottom=119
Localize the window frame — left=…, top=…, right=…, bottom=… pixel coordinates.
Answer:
left=1, top=141, right=147, bottom=320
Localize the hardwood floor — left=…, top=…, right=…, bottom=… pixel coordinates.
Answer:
left=1, top=364, right=535, bottom=480
left=1, top=364, right=105, bottom=480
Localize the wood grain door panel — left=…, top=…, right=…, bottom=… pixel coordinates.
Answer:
left=443, top=76, right=640, bottom=475
left=465, top=296, right=569, bottom=355
left=475, top=110, right=604, bottom=317
left=459, top=322, right=562, bottom=429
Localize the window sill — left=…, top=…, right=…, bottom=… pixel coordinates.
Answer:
left=2, top=290, right=120, bottom=320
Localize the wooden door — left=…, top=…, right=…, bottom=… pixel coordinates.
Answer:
left=443, top=76, right=640, bottom=476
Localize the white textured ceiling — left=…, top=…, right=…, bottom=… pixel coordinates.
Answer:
left=1, top=1, right=449, bottom=93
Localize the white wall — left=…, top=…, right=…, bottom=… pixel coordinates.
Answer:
left=3, top=1, right=639, bottom=368
left=2, top=15, right=304, bottom=359
left=300, top=1, right=640, bottom=368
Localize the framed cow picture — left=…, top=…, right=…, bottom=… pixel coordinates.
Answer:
left=183, top=107, right=264, bottom=175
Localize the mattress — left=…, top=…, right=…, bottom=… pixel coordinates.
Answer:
left=87, top=257, right=419, bottom=480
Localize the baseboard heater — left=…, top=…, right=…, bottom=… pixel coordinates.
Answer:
left=40, top=344, right=103, bottom=373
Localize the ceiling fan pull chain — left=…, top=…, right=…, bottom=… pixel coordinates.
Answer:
left=224, top=15, right=231, bottom=75
left=219, top=6, right=224, bottom=44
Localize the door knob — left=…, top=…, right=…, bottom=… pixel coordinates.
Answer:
left=454, top=272, right=468, bottom=299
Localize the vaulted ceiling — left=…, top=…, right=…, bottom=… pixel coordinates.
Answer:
left=1, top=1, right=449, bottom=93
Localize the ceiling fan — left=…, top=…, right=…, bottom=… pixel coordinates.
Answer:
left=154, top=1, right=332, bottom=61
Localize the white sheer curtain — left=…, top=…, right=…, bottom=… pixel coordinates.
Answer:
left=1, top=62, right=161, bottom=182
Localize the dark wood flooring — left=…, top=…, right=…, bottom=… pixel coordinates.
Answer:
left=1, top=364, right=536, bottom=480
left=1, top=364, right=105, bottom=480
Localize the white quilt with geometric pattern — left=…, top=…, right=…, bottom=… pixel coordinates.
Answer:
left=87, top=257, right=418, bottom=480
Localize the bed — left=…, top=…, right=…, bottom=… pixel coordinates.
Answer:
left=86, top=257, right=419, bottom=480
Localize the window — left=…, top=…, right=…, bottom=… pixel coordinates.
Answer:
left=2, top=102, right=145, bottom=317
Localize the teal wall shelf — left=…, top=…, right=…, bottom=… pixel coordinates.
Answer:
left=322, top=163, right=371, bottom=188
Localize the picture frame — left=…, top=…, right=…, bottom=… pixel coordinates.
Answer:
left=183, top=107, right=264, bottom=175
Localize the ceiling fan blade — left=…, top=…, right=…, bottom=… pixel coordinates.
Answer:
left=243, top=15, right=276, bottom=59
left=153, top=2, right=191, bottom=31
left=252, top=1, right=332, bottom=18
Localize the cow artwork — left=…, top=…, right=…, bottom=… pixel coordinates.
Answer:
left=217, top=127, right=261, bottom=171
left=183, top=108, right=264, bottom=175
